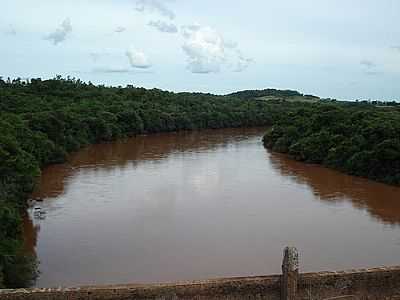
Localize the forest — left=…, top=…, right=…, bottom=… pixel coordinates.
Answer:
left=263, top=101, right=400, bottom=185
left=0, top=76, right=399, bottom=288
left=0, top=77, right=304, bottom=288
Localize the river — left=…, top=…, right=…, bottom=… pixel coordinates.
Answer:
left=24, top=127, right=400, bottom=288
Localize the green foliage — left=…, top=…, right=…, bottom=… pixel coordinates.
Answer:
left=263, top=102, right=400, bottom=185
left=2, top=252, right=39, bottom=289
left=2, top=76, right=398, bottom=288
left=0, top=202, right=38, bottom=288
left=0, top=76, right=300, bottom=288
left=227, top=88, right=304, bottom=100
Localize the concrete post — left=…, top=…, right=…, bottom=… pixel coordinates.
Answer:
left=281, top=246, right=299, bottom=300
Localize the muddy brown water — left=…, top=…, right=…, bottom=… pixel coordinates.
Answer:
left=24, top=127, right=400, bottom=288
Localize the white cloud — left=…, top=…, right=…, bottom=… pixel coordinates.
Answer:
left=90, top=52, right=102, bottom=62
left=114, top=26, right=126, bottom=33
left=233, top=51, right=253, bottom=72
left=148, top=20, right=177, bottom=33
left=89, top=52, right=113, bottom=63
left=360, top=59, right=375, bottom=68
left=45, top=18, right=72, bottom=45
left=126, top=46, right=152, bottom=69
left=365, top=71, right=382, bottom=76
left=359, top=59, right=383, bottom=76
left=135, top=0, right=175, bottom=20
left=5, top=25, right=16, bottom=36
left=181, top=25, right=252, bottom=74
left=224, top=40, right=238, bottom=49
left=181, top=25, right=227, bottom=74
left=93, top=67, right=130, bottom=73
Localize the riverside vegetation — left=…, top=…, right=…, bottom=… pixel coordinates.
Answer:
left=263, top=100, right=400, bottom=185
left=0, top=76, right=399, bottom=288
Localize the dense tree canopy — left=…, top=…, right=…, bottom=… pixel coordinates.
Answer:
left=0, top=77, right=302, bottom=288
left=0, top=76, right=399, bottom=288
left=263, top=102, right=400, bottom=185
left=227, top=89, right=303, bottom=100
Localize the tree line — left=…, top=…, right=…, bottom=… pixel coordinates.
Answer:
left=0, top=76, right=300, bottom=288
left=263, top=101, right=400, bottom=185
left=1, top=76, right=399, bottom=288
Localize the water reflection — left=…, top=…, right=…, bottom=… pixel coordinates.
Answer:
left=23, top=213, right=39, bottom=254
left=24, top=127, right=400, bottom=287
left=269, top=153, right=400, bottom=226
left=31, top=128, right=264, bottom=200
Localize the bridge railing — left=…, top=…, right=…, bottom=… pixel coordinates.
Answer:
left=1, top=247, right=400, bottom=300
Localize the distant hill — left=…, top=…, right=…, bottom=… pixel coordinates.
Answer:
left=226, top=89, right=320, bottom=103
left=0, top=78, right=398, bottom=290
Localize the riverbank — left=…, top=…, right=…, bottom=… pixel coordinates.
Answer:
left=0, top=78, right=305, bottom=288
left=23, top=128, right=400, bottom=287
left=263, top=103, right=400, bottom=186
left=1, top=77, right=399, bottom=288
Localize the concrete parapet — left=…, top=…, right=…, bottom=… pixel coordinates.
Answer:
left=1, top=249, right=400, bottom=300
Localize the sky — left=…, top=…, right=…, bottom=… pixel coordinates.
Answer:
left=1, top=0, right=400, bottom=100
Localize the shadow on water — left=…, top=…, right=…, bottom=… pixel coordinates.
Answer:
left=269, top=152, right=400, bottom=226
left=23, top=127, right=400, bottom=287
left=23, top=214, right=39, bottom=254
left=24, top=127, right=267, bottom=259
left=30, top=128, right=265, bottom=200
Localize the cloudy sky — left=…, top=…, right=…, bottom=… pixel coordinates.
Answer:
left=1, top=0, right=400, bottom=100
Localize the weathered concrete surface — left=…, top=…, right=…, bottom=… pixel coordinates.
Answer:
left=0, top=275, right=282, bottom=300
left=1, top=266, right=400, bottom=300
left=282, top=247, right=299, bottom=300
left=298, top=266, right=400, bottom=300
